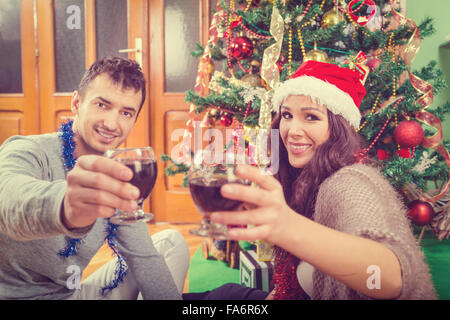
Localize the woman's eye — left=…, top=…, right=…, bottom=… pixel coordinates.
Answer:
left=306, top=114, right=319, bottom=121
left=97, top=102, right=106, bottom=108
left=281, top=111, right=292, bottom=119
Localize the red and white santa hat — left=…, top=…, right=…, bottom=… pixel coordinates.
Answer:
left=272, top=60, right=367, bottom=129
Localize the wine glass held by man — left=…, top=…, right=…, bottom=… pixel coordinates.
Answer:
left=104, top=147, right=158, bottom=225
left=209, top=61, right=437, bottom=300
left=0, top=57, right=189, bottom=299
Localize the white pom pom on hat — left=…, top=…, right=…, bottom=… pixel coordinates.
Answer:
left=272, top=60, right=367, bottom=129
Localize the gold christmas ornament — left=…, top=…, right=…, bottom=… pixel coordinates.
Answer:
left=244, top=124, right=260, bottom=143
left=250, top=60, right=261, bottom=68
left=207, top=60, right=215, bottom=75
left=201, top=111, right=210, bottom=128
left=304, top=42, right=329, bottom=63
left=268, top=0, right=289, bottom=4
left=241, top=73, right=263, bottom=87
left=209, top=107, right=218, bottom=117
left=321, top=7, right=345, bottom=29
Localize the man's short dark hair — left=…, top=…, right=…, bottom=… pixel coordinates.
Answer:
left=78, top=56, right=146, bottom=117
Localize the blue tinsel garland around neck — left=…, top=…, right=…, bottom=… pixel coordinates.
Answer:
left=60, top=120, right=77, bottom=171
left=57, top=120, right=128, bottom=294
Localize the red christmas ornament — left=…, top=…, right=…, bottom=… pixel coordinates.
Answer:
left=397, top=148, right=411, bottom=158
left=394, top=120, right=424, bottom=148
left=276, top=55, right=286, bottom=72
left=230, top=17, right=241, bottom=29
left=407, top=200, right=435, bottom=226
left=367, top=58, right=382, bottom=72
left=230, top=36, right=254, bottom=60
left=348, top=0, right=377, bottom=26
left=377, top=149, right=389, bottom=160
left=220, top=113, right=233, bottom=127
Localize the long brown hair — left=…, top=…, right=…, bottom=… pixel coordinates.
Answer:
left=270, top=108, right=366, bottom=299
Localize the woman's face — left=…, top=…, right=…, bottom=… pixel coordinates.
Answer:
left=279, top=95, right=330, bottom=168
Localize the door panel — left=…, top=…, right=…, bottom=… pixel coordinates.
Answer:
left=53, top=0, right=86, bottom=93
left=164, top=110, right=191, bottom=191
left=36, top=0, right=70, bottom=134
left=55, top=110, right=74, bottom=129
left=164, top=0, right=200, bottom=92
left=0, top=0, right=39, bottom=144
left=149, top=0, right=211, bottom=222
left=95, top=0, right=128, bottom=60
left=0, top=112, right=22, bottom=145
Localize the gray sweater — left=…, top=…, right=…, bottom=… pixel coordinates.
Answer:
left=0, top=133, right=180, bottom=300
left=312, top=163, right=437, bottom=299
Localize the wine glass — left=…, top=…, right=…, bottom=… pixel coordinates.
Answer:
left=188, top=151, right=250, bottom=239
left=104, top=147, right=157, bottom=224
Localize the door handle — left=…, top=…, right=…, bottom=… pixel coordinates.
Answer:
left=118, top=38, right=142, bottom=67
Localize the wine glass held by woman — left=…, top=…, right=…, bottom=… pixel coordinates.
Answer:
left=208, top=60, right=436, bottom=300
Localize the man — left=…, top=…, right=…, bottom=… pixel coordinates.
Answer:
left=0, top=57, right=189, bottom=299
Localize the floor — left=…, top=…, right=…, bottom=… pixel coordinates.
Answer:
left=81, top=222, right=204, bottom=293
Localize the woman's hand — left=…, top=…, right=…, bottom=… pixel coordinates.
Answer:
left=212, top=166, right=404, bottom=300
left=211, top=164, right=297, bottom=243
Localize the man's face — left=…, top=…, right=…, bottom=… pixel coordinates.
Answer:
left=71, top=73, right=142, bottom=156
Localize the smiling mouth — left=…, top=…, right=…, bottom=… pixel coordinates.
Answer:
left=288, top=143, right=312, bottom=155
left=96, top=129, right=118, bottom=142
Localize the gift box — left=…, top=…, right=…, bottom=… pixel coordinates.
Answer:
left=239, top=250, right=274, bottom=292
left=256, top=240, right=274, bottom=262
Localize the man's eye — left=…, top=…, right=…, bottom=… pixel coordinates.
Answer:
left=97, top=102, right=105, bottom=108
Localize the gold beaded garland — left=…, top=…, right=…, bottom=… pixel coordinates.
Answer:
left=288, top=27, right=293, bottom=76
left=297, top=28, right=306, bottom=59
left=357, top=92, right=381, bottom=132
left=300, top=0, right=327, bottom=28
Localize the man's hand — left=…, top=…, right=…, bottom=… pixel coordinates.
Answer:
left=61, top=155, right=140, bottom=229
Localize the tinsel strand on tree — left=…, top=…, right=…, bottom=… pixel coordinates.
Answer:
left=164, top=0, right=450, bottom=239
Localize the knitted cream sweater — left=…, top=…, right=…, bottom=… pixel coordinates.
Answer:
left=311, top=163, right=437, bottom=300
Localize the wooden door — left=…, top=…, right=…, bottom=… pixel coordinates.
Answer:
left=149, top=0, right=212, bottom=222
left=36, top=0, right=149, bottom=141
left=0, top=0, right=39, bottom=145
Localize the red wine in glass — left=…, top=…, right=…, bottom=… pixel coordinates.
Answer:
left=119, top=159, right=158, bottom=207
left=105, top=147, right=157, bottom=224
left=188, top=164, right=249, bottom=239
left=189, top=177, right=243, bottom=215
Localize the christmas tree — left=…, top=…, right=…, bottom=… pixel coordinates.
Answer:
left=163, top=0, right=450, bottom=240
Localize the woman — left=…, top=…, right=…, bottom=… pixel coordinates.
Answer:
left=186, top=60, right=436, bottom=300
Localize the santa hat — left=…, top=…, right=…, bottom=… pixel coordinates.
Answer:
left=272, top=60, right=367, bottom=129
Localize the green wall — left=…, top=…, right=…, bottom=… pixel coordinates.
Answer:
left=407, top=0, right=450, bottom=140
